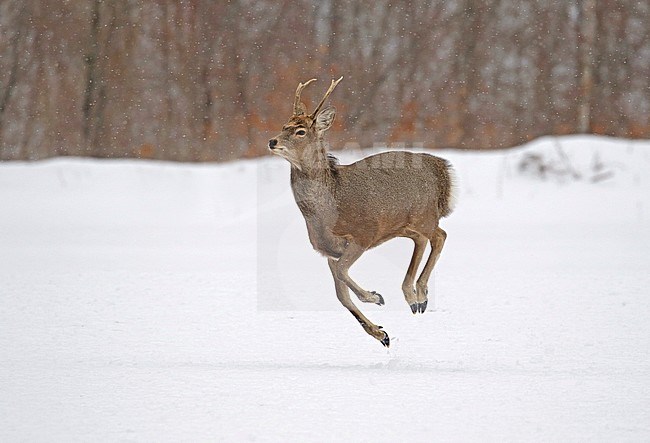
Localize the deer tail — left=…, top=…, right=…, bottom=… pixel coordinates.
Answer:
left=440, top=160, right=458, bottom=218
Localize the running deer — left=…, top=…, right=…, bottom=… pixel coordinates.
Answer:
left=269, top=77, right=457, bottom=347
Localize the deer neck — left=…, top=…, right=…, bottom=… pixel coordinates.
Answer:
left=289, top=143, right=345, bottom=258
left=295, top=141, right=334, bottom=176
left=290, top=142, right=338, bottom=219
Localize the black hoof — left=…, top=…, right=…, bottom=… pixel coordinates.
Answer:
left=418, top=300, right=428, bottom=313
left=372, top=291, right=385, bottom=306
left=380, top=331, right=390, bottom=348
left=410, top=303, right=418, bottom=314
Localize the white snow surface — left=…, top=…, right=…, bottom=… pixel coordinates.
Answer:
left=1, top=135, right=649, bottom=441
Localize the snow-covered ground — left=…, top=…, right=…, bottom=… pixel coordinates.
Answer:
left=1, top=135, right=649, bottom=441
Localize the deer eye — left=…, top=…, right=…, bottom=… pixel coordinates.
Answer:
left=295, top=129, right=307, bottom=136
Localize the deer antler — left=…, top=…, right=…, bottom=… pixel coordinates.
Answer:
left=310, top=76, right=343, bottom=118
left=293, top=78, right=317, bottom=116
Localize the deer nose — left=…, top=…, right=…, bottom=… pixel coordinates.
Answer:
left=268, top=139, right=278, bottom=149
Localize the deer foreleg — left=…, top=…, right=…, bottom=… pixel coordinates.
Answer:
left=331, top=242, right=384, bottom=306
left=327, top=257, right=389, bottom=347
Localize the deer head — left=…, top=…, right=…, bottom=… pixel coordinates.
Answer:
left=269, top=77, right=343, bottom=170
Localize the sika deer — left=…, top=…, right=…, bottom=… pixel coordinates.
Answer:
left=269, top=77, right=457, bottom=347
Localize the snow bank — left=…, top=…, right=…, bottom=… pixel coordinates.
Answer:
left=1, top=136, right=649, bottom=441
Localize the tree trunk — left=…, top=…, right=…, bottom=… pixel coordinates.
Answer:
left=82, top=0, right=101, bottom=146
left=577, top=0, right=597, bottom=133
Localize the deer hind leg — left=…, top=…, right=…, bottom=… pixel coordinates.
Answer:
left=328, top=257, right=389, bottom=347
left=402, top=234, right=428, bottom=314
left=415, top=227, right=447, bottom=313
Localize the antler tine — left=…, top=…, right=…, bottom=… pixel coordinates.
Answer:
left=293, top=78, right=317, bottom=116
left=310, top=76, right=343, bottom=118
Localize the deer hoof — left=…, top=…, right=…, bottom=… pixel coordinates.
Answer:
left=410, top=303, right=418, bottom=314
left=372, top=291, right=385, bottom=306
left=418, top=300, right=428, bottom=313
left=380, top=331, right=390, bottom=348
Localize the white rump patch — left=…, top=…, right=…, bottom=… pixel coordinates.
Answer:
left=447, top=164, right=459, bottom=214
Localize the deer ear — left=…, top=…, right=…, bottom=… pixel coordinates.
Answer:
left=315, top=106, right=336, bottom=132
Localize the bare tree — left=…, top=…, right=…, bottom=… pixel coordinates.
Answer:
left=0, top=0, right=648, bottom=160
left=577, top=0, right=597, bottom=133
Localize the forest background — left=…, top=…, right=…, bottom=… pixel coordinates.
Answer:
left=1, top=0, right=648, bottom=161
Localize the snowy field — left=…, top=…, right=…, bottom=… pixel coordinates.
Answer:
left=1, top=135, right=649, bottom=441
